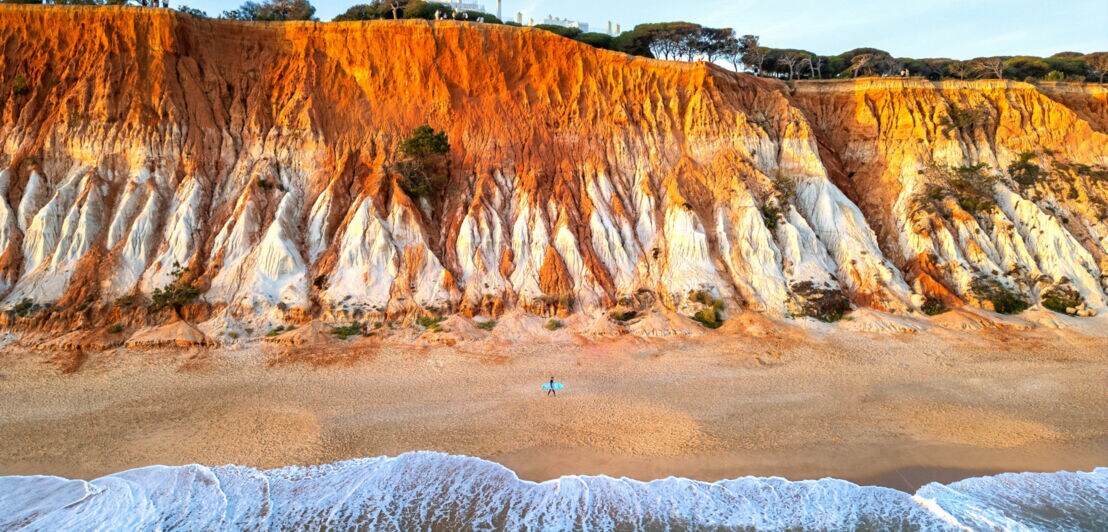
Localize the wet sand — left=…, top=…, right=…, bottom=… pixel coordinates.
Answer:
left=0, top=319, right=1105, bottom=492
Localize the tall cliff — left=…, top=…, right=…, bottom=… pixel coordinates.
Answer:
left=1, top=6, right=1106, bottom=333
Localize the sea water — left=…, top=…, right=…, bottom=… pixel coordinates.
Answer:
left=0, top=452, right=1103, bottom=530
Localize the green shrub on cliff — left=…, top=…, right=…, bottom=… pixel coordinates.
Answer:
left=938, top=103, right=988, bottom=138
left=12, top=298, right=34, bottom=317
left=395, top=125, right=450, bottom=198
left=331, top=322, right=363, bottom=339
left=1041, top=285, right=1082, bottom=315
left=790, top=281, right=852, bottom=322
left=915, top=163, right=1000, bottom=215
left=1007, top=151, right=1044, bottom=188
left=11, top=74, right=29, bottom=96
left=149, top=262, right=201, bottom=317
left=920, top=297, right=950, bottom=316
left=691, top=307, right=723, bottom=329
left=970, top=277, right=1029, bottom=315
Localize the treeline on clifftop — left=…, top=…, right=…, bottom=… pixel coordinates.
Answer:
left=205, top=0, right=1108, bottom=83
left=6, top=0, right=1105, bottom=82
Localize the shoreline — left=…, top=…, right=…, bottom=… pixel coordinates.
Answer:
left=1, top=320, right=1105, bottom=492
left=493, top=440, right=1107, bottom=492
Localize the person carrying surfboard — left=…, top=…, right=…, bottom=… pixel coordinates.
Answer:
left=547, top=377, right=557, bottom=397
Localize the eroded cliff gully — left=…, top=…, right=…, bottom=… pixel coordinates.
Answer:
left=1, top=6, right=1106, bottom=341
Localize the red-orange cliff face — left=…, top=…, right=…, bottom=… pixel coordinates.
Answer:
left=1, top=6, right=1106, bottom=336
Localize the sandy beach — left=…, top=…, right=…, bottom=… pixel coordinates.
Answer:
left=0, top=313, right=1105, bottom=493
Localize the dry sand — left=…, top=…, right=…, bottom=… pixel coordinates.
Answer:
left=0, top=315, right=1105, bottom=492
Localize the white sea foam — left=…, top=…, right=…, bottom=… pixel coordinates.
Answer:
left=0, top=453, right=1103, bottom=530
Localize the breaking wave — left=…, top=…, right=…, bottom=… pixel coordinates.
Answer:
left=0, top=452, right=1103, bottom=530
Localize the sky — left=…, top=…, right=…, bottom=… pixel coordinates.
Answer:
left=185, top=0, right=1108, bottom=59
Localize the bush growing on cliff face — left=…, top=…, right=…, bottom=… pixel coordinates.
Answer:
left=773, top=174, right=797, bottom=202
left=399, top=125, right=449, bottom=159
left=396, top=125, right=450, bottom=198
left=1007, top=151, right=1044, bottom=188
left=687, top=290, right=726, bottom=328
left=970, top=277, right=1029, bottom=315
left=916, top=163, right=1000, bottom=215
left=691, top=307, right=723, bottom=329
left=12, top=298, right=35, bottom=317
left=331, top=322, right=364, bottom=339
left=920, top=297, right=950, bottom=316
left=947, top=164, right=1000, bottom=213
left=149, top=261, right=201, bottom=317
left=11, top=74, right=29, bottom=97
left=790, top=281, right=852, bottom=322
left=938, top=103, right=987, bottom=138
left=1040, top=285, right=1083, bottom=315
left=417, top=315, right=442, bottom=330
left=761, top=204, right=781, bottom=230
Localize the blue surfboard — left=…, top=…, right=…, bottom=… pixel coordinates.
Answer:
left=542, top=382, right=565, bottom=391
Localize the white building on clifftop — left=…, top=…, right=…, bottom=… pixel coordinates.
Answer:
left=540, top=15, right=589, bottom=33
left=445, top=0, right=486, bottom=13
left=534, top=14, right=622, bottom=35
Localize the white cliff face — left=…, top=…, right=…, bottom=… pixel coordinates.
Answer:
left=551, top=222, right=603, bottom=311
left=17, top=170, right=49, bottom=233
left=714, top=189, right=788, bottom=314
left=508, top=193, right=551, bottom=302
left=386, top=194, right=451, bottom=310
left=106, top=178, right=162, bottom=300
left=996, top=187, right=1105, bottom=308
left=795, top=174, right=913, bottom=312
left=586, top=172, right=643, bottom=297
left=775, top=206, right=839, bottom=289
left=455, top=199, right=510, bottom=307
left=658, top=201, right=734, bottom=313
left=0, top=171, right=16, bottom=258
left=142, top=177, right=203, bottom=292
left=324, top=197, right=399, bottom=312
left=239, top=191, right=309, bottom=313
left=1, top=106, right=1106, bottom=324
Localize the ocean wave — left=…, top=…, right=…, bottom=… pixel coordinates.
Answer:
left=0, top=452, right=1103, bottom=530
